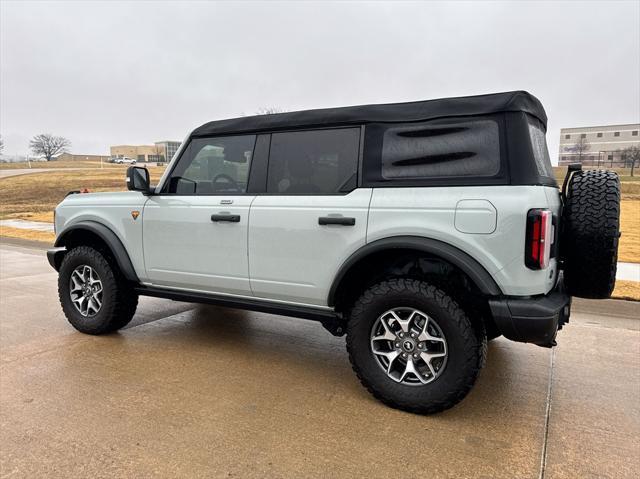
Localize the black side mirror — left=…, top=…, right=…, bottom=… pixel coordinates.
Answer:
left=126, top=166, right=151, bottom=194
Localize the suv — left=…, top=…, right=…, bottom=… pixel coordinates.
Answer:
left=48, top=91, right=621, bottom=414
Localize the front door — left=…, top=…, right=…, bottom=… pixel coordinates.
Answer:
left=143, top=134, right=257, bottom=296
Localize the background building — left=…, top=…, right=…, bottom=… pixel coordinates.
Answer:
left=558, top=123, right=639, bottom=167
left=110, top=141, right=181, bottom=163
left=155, top=141, right=181, bottom=163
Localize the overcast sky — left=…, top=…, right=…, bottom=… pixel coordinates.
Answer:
left=1, top=0, right=639, bottom=162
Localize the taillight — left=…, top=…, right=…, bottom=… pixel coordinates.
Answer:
left=525, top=209, right=553, bottom=270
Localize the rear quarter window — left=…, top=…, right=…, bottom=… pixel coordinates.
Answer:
left=526, top=116, right=554, bottom=178
left=381, top=119, right=500, bottom=179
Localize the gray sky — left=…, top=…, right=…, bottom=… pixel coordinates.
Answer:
left=1, top=0, right=639, bottom=163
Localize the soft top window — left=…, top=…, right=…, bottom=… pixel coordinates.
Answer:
left=526, top=116, right=554, bottom=178
left=381, top=119, right=500, bottom=180
left=267, top=128, right=360, bottom=195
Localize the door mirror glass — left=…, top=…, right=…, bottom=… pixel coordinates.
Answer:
left=127, top=166, right=150, bottom=193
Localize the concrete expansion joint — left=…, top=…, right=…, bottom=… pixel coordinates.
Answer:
left=538, top=347, right=556, bottom=479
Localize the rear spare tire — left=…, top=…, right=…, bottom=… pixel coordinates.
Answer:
left=562, top=169, right=621, bottom=299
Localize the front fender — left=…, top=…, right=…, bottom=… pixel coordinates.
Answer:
left=54, top=221, right=139, bottom=282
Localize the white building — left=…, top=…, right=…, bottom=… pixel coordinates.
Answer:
left=558, top=123, right=639, bottom=166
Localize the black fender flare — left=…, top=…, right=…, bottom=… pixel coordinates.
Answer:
left=327, top=236, right=502, bottom=306
left=54, top=221, right=139, bottom=282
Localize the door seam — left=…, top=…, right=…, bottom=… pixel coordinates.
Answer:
left=247, top=195, right=258, bottom=296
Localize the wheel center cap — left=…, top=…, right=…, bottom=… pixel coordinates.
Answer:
left=402, top=339, right=415, bottom=352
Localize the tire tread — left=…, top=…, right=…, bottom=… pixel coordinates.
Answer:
left=562, top=169, right=620, bottom=299
left=58, top=246, right=138, bottom=334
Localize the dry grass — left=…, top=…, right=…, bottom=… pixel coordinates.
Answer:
left=618, top=200, right=640, bottom=263
left=8, top=211, right=55, bottom=223
left=0, top=169, right=165, bottom=220
left=0, top=225, right=55, bottom=244
left=553, top=166, right=640, bottom=182
left=0, top=159, right=167, bottom=170
left=0, top=160, right=133, bottom=170
left=611, top=280, right=640, bottom=301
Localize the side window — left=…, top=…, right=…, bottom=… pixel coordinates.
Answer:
left=267, top=128, right=360, bottom=194
left=166, top=135, right=256, bottom=194
left=526, top=116, right=554, bottom=178
left=381, top=119, right=500, bottom=179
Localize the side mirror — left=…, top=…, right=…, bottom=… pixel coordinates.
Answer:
left=126, top=166, right=151, bottom=194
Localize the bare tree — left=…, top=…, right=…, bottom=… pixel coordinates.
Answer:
left=255, top=107, right=286, bottom=115
left=0, top=135, right=4, bottom=155
left=573, top=136, right=590, bottom=163
left=29, top=134, right=71, bottom=161
left=622, top=145, right=640, bottom=177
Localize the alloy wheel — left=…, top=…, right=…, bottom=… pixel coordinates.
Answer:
left=69, top=265, right=103, bottom=317
left=370, top=307, right=448, bottom=385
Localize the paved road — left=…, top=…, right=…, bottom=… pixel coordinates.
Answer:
left=618, top=261, right=640, bottom=282
left=1, top=243, right=638, bottom=478
left=0, top=219, right=55, bottom=232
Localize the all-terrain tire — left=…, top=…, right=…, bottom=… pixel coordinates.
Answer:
left=58, top=246, right=138, bottom=334
left=346, top=279, right=486, bottom=414
left=562, top=169, right=621, bottom=299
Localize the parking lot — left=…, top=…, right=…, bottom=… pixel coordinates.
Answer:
left=1, top=242, right=638, bottom=478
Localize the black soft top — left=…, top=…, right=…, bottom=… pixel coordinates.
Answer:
left=191, top=90, right=546, bottom=137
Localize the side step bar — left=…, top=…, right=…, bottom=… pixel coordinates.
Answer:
left=134, top=285, right=346, bottom=336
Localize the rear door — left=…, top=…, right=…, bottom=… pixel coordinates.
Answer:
left=248, top=128, right=371, bottom=306
left=143, top=134, right=257, bottom=295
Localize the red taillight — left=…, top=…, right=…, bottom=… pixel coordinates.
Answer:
left=525, top=209, right=553, bottom=270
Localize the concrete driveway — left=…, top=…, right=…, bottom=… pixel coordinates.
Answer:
left=1, top=242, right=638, bottom=478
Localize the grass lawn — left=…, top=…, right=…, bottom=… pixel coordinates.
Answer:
left=0, top=168, right=165, bottom=222
left=618, top=199, right=639, bottom=263
left=0, top=159, right=134, bottom=169
left=611, top=280, right=640, bottom=301
left=0, top=225, right=55, bottom=244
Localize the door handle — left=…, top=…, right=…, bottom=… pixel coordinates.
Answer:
left=211, top=214, right=240, bottom=223
left=318, top=216, right=356, bottom=226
